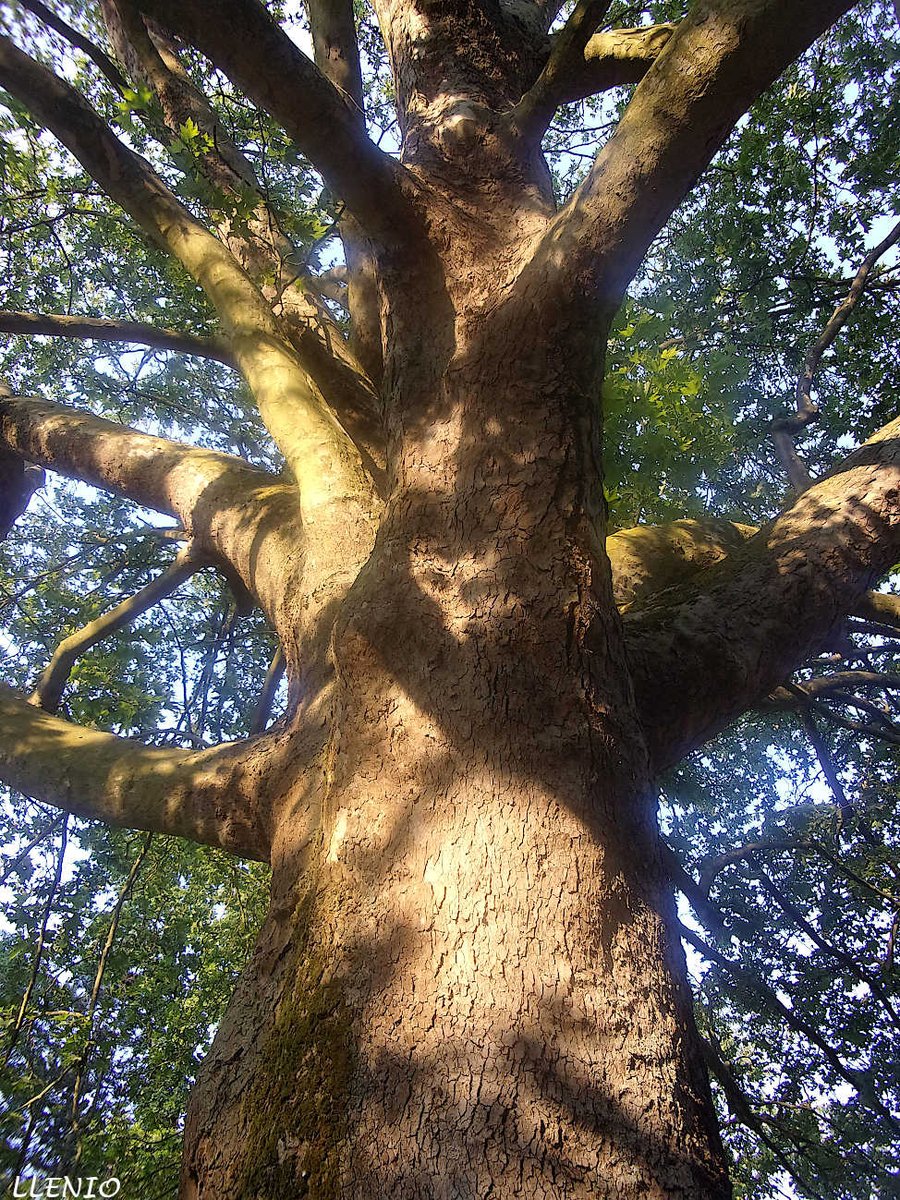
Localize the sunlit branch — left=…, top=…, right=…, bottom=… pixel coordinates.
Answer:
left=99, top=0, right=382, bottom=446
left=854, top=591, right=900, bottom=630
left=607, top=517, right=756, bottom=608
left=607, top=517, right=899, bottom=656
left=797, top=670, right=900, bottom=698
left=30, top=543, right=209, bottom=715
left=0, top=309, right=235, bottom=365
left=0, top=686, right=271, bottom=859
left=0, top=35, right=380, bottom=523
left=312, top=267, right=350, bottom=311
left=536, top=0, right=856, bottom=309
left=624, top=416, right=900, bottom=771
left=0, top=390, right=277, bottom=529
left=568, top=24, right=676, bottom=96
left=0, top=389, right=306, bottom=633
left=102, top=0, right=261, bottom=190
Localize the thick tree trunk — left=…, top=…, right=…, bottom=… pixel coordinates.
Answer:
left=0, top=5, right=883, bottom=1198
left=179, top=280, right=731, bottom=1197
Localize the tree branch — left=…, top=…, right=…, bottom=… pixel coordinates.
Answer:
left=98, top=0, right=384, bottom=457
left=795, top=670, right=900, bottom=699
left=754, top=863, right=900, bottom=1032
left=513, top=20, right=676, bottom=137
left=18, top=0, right=127, bottom=92
left=134, top=0, right=412, bottom=246
left=306, top=0, right=385, bottom=384
left=30, top=542, right=209, bottom=714
left=607, top=517, right=757, bottom=608
left=559, top=23, right=677, bottom=102
left=3, top=817, right=69, bottom=1065
left=0, top=685, right=271, bottom=859
left=69, top=832, right=152, bottom=1146
left=679, top=920, right=899, bottom=1125
left=853, top=590, right=900, bottom=630
left=771, top=215, right=900, bottom=493
left=659, top=841, right=727, bottom=935
left=0, top=389, right=277, bottom=527
left=0, top=36, right=380, bottom=527
left=797, top=217, right=900, bottom=426
left=250, top=643, right=285, bottom=735
left=511, top=0, right=613, bottom=138
left=0, top=442, right=43, bottom=542
left=0, top=310, right=235, bottom=365
left=700, top=1034, right=825, bottom=1198
left=0, top=389, right=303, bottom=633
left=536, top=0, right=857, bottom=309
left=623, top=415, right=900, bottom=771
left=306, top=0, right=365, bottom=114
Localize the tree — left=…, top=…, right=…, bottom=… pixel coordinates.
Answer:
left=0, top=0, right=898, bottom=1196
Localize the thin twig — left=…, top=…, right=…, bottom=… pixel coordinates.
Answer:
left=4, top=817, right=69, bottom=1066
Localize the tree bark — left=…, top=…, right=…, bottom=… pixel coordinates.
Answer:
left=176, top=230, right=731, bottom=1195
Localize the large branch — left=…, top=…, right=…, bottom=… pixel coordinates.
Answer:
left=607, top=517, right=756, bottom=608
left=0, top=685, right=269, bottom=859
left=0, top=35, right=380, bottom=524
left=605, top=514, right=898, bottom=631
left=0, top=391, right=301, bottom=630
left=623, top=417, right=900, bottom=772
left=98, top=0, right=383, bottom=456
left=0, top=310, right=235, bottom=365
left=306, top=0, right=364, bottom=113
left=134, top=0, right=412, bottom=246
left=306, top=0, right=385, bottom=385
left=537, top=0, right=857, bottom=309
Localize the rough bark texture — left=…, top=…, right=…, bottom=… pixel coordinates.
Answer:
left=0, top=1, right=884, bottom=1197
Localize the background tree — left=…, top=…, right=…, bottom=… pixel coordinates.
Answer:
left=0, top=1, right=898, bottom=1197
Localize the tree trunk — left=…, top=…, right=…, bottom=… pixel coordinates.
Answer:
left=0, top=4, right=887, bottom=1197
left=179, top=282, right=732, bottom=1198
